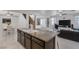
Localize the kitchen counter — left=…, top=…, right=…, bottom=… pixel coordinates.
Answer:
left=19, top=28, right=57, bottom=42
left=17, top=28, right=58, bottom=49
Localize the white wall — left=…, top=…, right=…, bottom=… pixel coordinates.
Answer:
left=35, top=14, right=79, bottom=30
left=0, top=16, right=3, bottom=30
left=0, top=16, right=19, bottom=31
left=35, top=16, right=56, bottom=31
left=18, top=14, right=28, bottom=28
left=55, top=14, right=74, bottom=24
left=49, top=17, right=56, bottom=29
left=40, top=18, right=47, bottom=28
left=35, top=16, right=47, bottom=29
left=55, top=14, right=79, bottom=29
left=0, top=16, right=19, bottom=35
left=72, top=14, right=79, bottom=29
left=11, top=16, right=19, bottom=29
left=0, top=14, right=28, bottom=31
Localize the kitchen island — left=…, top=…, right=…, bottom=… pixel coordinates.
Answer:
left=17, top=29, right=57, bottom=49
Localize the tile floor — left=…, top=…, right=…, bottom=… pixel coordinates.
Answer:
left=0, top=29, right=24, bottom=49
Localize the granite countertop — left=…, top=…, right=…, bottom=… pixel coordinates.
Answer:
left=18, top=28, right=57, bottom=42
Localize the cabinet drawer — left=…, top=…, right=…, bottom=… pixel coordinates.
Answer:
left=32, top=41, right=43, bottom=49
left=32, top=37, right=45, bottom=47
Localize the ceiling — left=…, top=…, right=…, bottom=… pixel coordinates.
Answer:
left=0, top=10, right=21, bottom=17
left=8, top=10, right=57, bottom=17
left=0, top=10, right=79, bottom=18
left=8, top=10, right=79, bottom=16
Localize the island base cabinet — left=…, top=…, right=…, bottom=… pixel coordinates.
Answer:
left=24, top=38, right=31, bottom=49
left=32, top=41, right=43, bottom=49
left=20, top=36, right=25, bottom=46
left=17, top=30, right=21, bottom=43
left=45, top=39, right=54, bottom=49
left=17, top=30, right=25, bottom=46
left=17, top=29, right=55, bottom=49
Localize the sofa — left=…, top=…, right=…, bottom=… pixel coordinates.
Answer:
left=55, top=30, right=79, bottom=49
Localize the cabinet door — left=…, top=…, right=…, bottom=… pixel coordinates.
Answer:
left=17, top=30, right=21, bottom=43
left=20, top=32, right=25, bottom=46
left=24, top=34, right=31, bottom=49
left=32, top=41, right=43, bottom=49
left=32, top=37, right=45, bottom=49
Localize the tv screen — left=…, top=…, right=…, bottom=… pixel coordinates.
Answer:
left=3, top=18, right=11, bottom=23
left=59, top=20, right=71, bottom=26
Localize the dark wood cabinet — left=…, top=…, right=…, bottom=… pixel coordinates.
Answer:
left=17, top=30, right=20, bottom=42
left=17, top=30, right=25, bottom=46
left=17, top=29, right=55, bottom=49
left=24, top=34, right=31, bottom=49
left=20, top=31, right=25, bottom=46
left=32, top=41, right=43, bottom=49
left=31, top=37, right=45, bottom=49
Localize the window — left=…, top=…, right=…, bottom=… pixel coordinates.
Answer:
left=37, top=18, right=40, bottom=25
left=40, top=18, right=47, bottom=27
left=49, top=17, right=55, bottom=30
left=51, top=17, right=55, bottom=25
left=75, top=16, right=79, bottom=25
left=47, top=18, right=49, bottom=27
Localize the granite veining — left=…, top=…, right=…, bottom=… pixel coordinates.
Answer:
left=19, top=29, right=57, bottom=42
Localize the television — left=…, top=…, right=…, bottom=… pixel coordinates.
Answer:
left=2, top=18, right=11, bottom=23
left=59, top=20, right=71, bottom=26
